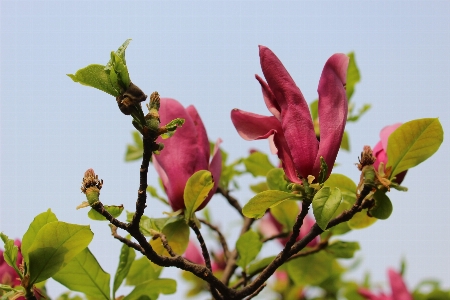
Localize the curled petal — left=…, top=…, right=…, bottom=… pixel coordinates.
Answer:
left=259, top=45, right=317, bottom=178
left=255, top=74, right=281, bottom=121
left=314, top=53, right=349, bottom=177
left=231, top=109, right=281, bottom=140
left=271, top=132, right=300, bottom=183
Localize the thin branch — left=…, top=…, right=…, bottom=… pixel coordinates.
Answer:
left=199, top=218, right=230, bottom=259
left=158, top=233, right=177, bottom=257
left=221, top=217, right=254, bottom=286
left=91, top=201, right=128, bottom=230
left=129, top=137, right=153, bottom=230
left=261, top=231, right=289, bottom=243
left=216, top=186, right=243, bottom=217
left=233, top=185, right=374, bottom=299
left=245, top=283, right=266, bottom=300
left=110, top=225, right=146, bottom=254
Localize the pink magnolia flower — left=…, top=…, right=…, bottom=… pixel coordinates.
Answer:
left=259, top=210, right=319, bottom=247
left=153, top=98, right=222, bottom=212
left=231, top=46, right=348, bottom=182
left=0, top=239, right=22, bottom=287
left=373, top=123, right=407, bottom=184
left=358, top=268, right=412, bottom=300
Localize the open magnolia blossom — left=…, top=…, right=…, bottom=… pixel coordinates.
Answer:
left=358, top=268, right=412, bottom=300
left=153, top=98, right=222, bottom=212
left=373, top=123, right=407, bottom=184
left=231, top=46, right=349, bottom=183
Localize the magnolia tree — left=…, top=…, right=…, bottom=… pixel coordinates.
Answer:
left=0, top=40, right=447, bottom=300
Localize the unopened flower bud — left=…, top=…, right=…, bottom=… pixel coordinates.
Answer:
left=356, top=145, right=376, bottom=171
left=81, top=168, right=103, bottom=198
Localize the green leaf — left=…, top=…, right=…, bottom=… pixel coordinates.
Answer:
left=270, top=200, right=299, bottom=231
left=346, top=52, right=361, bottom=102
left=0, top=233, right=20, bottom=276
left=323, top=174, right=357, bottom=205
left=28, top=222, right=94, bottom=284
left=22, top=209, right=58, bottom=264
left=161, top=118, right=185, bottom=139
left=387, top=118, right=443, bottom=178
left=105, top=39, right=131, bottom=71
left=126, top=257, right=162, bottom=286
left=317, top=157, right=328, bottom=184
left=326, top=241, right=360, bottom=258
left=328, top=200, right=352, bottom=236
left=150, top=220, right=189, bottom=257
left=68, top=64, right=119, bottom=97
left=250, top=181, right=269, bottom=193
left=125, top=132, right=143, bottom=162
left=348, top=209, right=377, bottom=229
left=369, top=190, right=393, bottom=220
left=184, top=170, right=214, bottom=223
left=88, top=205, right=124, bottom=221
left=266, top=168, right=290, bottom=192
left=287, top=251, right=333, bottom=285
left=113, top=243, right=136, bottom=297
left=347, top=103, right=371, bottom=122
left=236, top=230, right=263, bottom=270
left=52, top=248, right=110, bottom=300
left=125, top=212, right=183, bottom=237
left=243, top=152, right=275, bottom=177
left=312, top=187, right=342, bottom=230
left=340, top=130, right=350, bottom=151
left=123, top=279, right=176, bottom=300
left=242, top=190, right=301, bottom=219
left=310, top=99, right=319, bottom=120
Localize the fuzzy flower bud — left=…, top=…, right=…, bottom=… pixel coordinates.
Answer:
left=81, top=169, right=103, bottom=205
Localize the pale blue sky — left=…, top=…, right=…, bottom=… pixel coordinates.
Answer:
left=1, top=1, right=450, bottom=298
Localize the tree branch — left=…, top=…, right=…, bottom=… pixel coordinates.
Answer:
left=216, top=186, right=243, bottom=217
left=199, top=218, right=230, bottom=259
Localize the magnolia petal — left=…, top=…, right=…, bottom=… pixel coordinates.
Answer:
left=255, top=74, right=281, bottom=121
left=186, top=105, right=210, bottom=168
left=184, top=240, right=205, bottom=265
left=314, top=53, right=349, bottom=178
left=373, top=141, right=388, bottom=171
left=259, top=45, right=317, bottom=178
left=380, top=123, right=402, bottom=151
left=388, top=269, right=412, bottom=300
left=196, top=138, right=222, bottom=211
left=155, top=98, right=208, bottom=211
left=271, top=131, right=300, bottom=183
left=231, top=109, right=280, bottom=140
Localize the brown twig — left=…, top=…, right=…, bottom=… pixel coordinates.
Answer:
left=261, top=231, right=290, bottom=243
left=158, top=233, right=177, bottom=257
left=199, top=218, right=230, bottom=259
left=245, top=283, right=266, bottom=300
left=216, top=186, right=243, bottom=217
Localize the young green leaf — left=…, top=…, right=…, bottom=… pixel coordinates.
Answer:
left=87, top=205, right=124, bottom=221
left=266, top=168, right=290, bottom=192
left=150, top=220, right=189, bottom=257
left=27, top=222, right=93, bottom=284
left=387, top=118, right=443, bottom=178
left=346, top=52, right=361, bottom=102
left=326, top=241, right=360, bottom=258
left=236, top=230, right=263, bottom=270
left=348, top=209, right=377, bottom=229
left=312, top=187, right=342, bottom=230
left=247, top=256, right=276, bottom=276
left=184, top=170, right=214, bottom=223
left=270, top=200, right=299, bottom=231
left=126, top=257, right=162, bottom=286
left=323, top=174, right=357, bottom=205
left=250, top=181, right=269, bottom=194
left=52, top=248, right=110, bottom=300
left=0, top=233, right=20, bottom=276
left=113, top=243, right=136, bottom=297
left=22, top=209, right=58, bottom=264
left=68, top=64, right=119, bottom=97
left=340, top=130, right=350, bottom=151
left=123, top=279, right=176, bottom=300
left=242, top=190, right=301, bottom=219
left=286, top=251, right=333, bottom=285
left=317, top=157, right=328, bottom=184
left=243, top=152, right=275, bottom=177
left=369, top=190, right=393, bottom=220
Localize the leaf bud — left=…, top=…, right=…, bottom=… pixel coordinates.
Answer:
left=81, top=169, right=103, bottom=204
